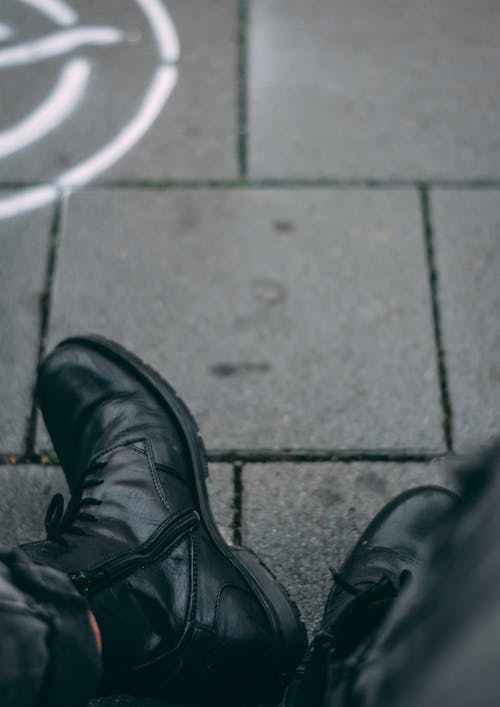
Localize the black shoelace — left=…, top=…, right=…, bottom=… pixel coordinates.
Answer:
left=316, top=567, right=409, bottom=658
left=45, top=460, right=107, bottom=546
left=285, top=568, right=413, bottom=707
left=287, top=569, right=408, bottom=707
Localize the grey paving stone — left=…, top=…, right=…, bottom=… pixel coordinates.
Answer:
left=249, top=0, right=500, bottom=178
left=433, top=191, right=500, bottom=451
left=0, top=204, right=52, bottom=452
left=43, top=188, right=443, bottom=450
left=0, top=463, right=232, bottom=547
left=115, top=0, right=238, bottom=180
left=243, top=461, right=457, bottom=633
left=206, top=463, right=234, bottom=543
left=0, top=0, right=236, bottom=183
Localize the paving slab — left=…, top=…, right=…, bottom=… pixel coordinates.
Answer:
left=432, top=191, right=500, bottom=451
left=0, top=203, right=52, bottom=452
left=243, top=461, right=457, bottom=633
left=249, top=0, right=500, bottom=178
left=205, top=463, right=234, bottom=544
left=42, top=188, right=443, bottom=451
left=0, top=0, right=236, bottom=185
left=0, top=463, right=232, bottom=546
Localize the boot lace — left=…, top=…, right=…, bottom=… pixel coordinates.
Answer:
left=44, top=460, right=107, bottom=546
left=315, top=567, right=410, bottom=658
left=286, top=569, right=411, bottom=707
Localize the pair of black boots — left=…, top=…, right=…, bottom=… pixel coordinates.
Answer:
left=20, top=336, right=457, bottom=705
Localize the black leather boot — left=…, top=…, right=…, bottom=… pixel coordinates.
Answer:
left=21, top=335, right=306, bottom=705
left=282, top=486, right=458, bottom=707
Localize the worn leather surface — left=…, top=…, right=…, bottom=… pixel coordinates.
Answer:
left=284, top=486, right=458, bottom=707
left=324, top=486, right=459, bottom=630
left=21, top=338, right=304, bottom=704
left=353, top=447, right=500, bottom=707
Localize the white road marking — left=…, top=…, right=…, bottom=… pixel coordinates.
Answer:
left=17, top=0, right=77, bottom=27
left=0, top=0, right=181, bottom=218
left=0, top=59, right=89, bottom=158
left=0, top=27, right=123, bottom=68
left=135, top=0, right=179, bottom=62
left=0, top=185, right=57, bottom=220
left=59, top=65, right=177, bottom=187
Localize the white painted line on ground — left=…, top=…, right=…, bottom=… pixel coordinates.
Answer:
left=0, top=185, right=57, bottom=220
left=0, top=27, right=123, bottom=68
left=0, top=0, right=180, bottom=218
left=17, top=0, right=77, bottom=27
left=0, top=59, right=89, bottom=158
left=59, top=65, right=177, bottom=187
left=135, top=0, right=179, bottom=62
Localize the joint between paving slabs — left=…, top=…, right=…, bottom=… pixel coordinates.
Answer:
left=3, top=179, right=500, bottom=191
left=419, top=187, right=454, bottom=452
left=23, top=195, right=64, bottom=457
left=237, top=0, right=249, bottom=178
left=207, top=448, right=449, bottom=464
left=2, top=448, right=451, bottom=467
left=231, top=462, right=244, bottom=545
left=54, top=177, right=500, bottom=191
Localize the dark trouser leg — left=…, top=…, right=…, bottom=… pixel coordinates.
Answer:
left=351, top=444, right=500, bottom=707
left=0, top=547, right=102, bottom=707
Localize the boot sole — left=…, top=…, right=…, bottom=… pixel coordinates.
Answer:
left=58, top=334, right=307, bottom=703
